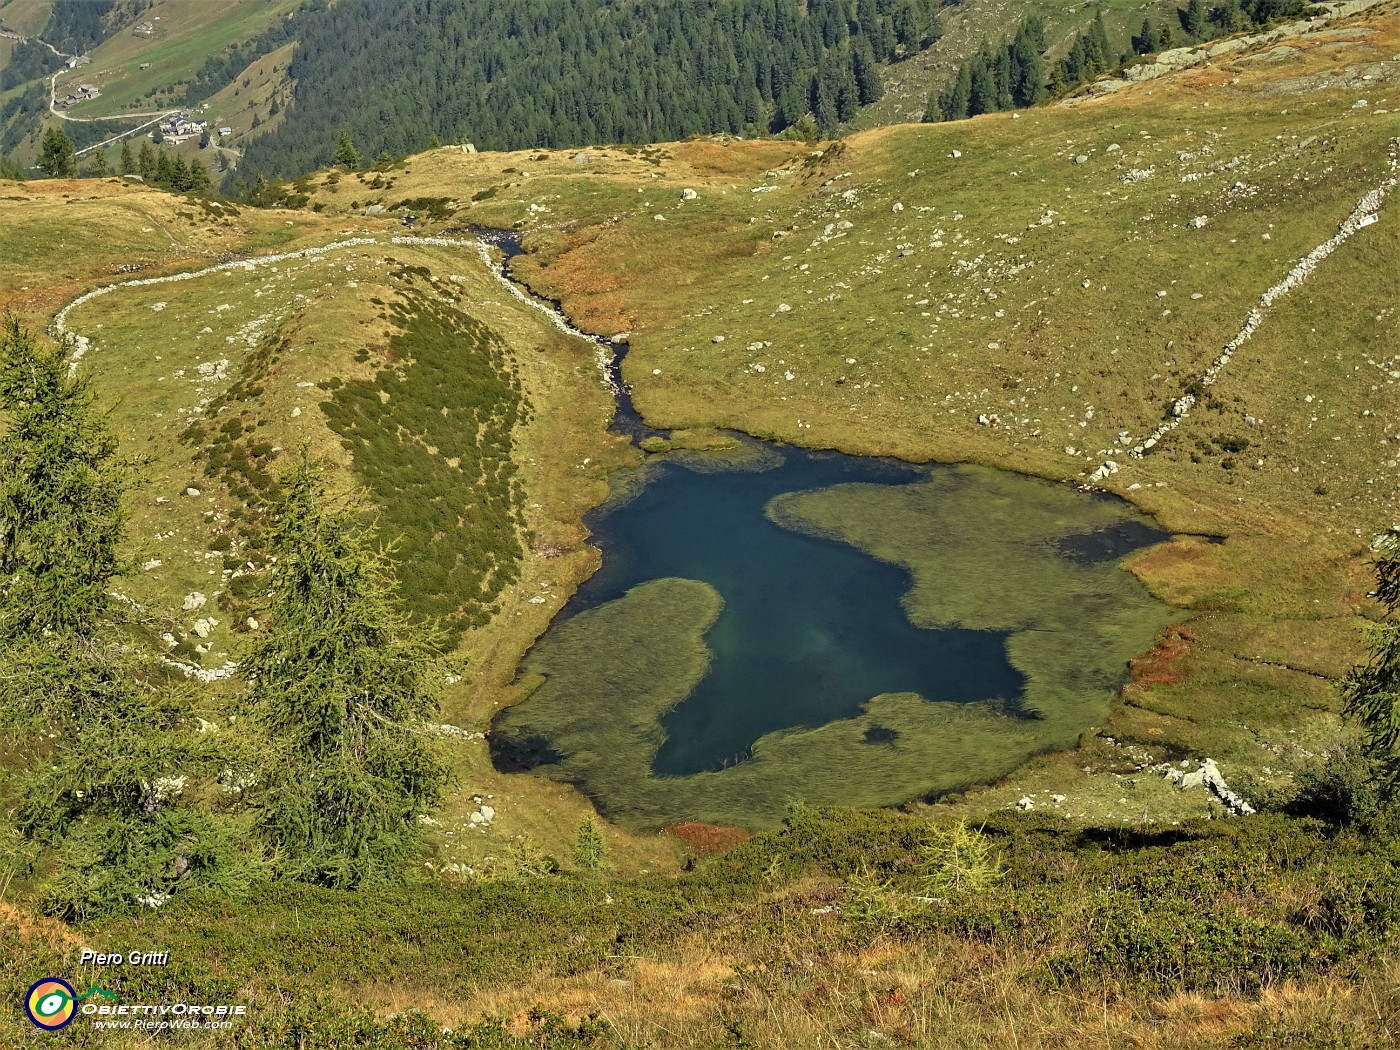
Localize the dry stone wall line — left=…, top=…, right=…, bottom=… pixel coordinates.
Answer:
left=51, top=237, right=381, bottom=352
left=453, top=235, right=621, bottom=393
left=52, top=233, right=619, bottom=390
left=1087, top=138, right=1399, bottom=484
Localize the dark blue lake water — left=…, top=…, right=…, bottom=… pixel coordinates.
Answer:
left=565, top=446, right=1027, bottom=776
left=479, top=229, right=1173, bottom=802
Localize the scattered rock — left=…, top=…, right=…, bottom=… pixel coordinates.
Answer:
left=681, top=187, right=698, bottom=201
left=182, top=592, right=207, bottom=611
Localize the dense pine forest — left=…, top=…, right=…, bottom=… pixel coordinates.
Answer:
left=236, top=0, right=939, bottom=181
left=39, top=0, right=117, bottom=56
left=928, top=0, right=1311, bottom=121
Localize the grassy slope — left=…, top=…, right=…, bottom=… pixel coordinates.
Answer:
left=48, top=0, right=300, bottom=119
left=3, top=809, right=1399, bottom=1047
left=1, top=0, right=298, bottom=169
left=0, top=0, right=53, bottom=38
left=299, top=6, right=1400, bottom=825
left=198, top=38, right=293, bottom=151
left=854, top=0, right=1195, bottom=129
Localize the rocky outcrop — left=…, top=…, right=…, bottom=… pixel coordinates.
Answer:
left=1154, top=759, right=1256, bottom=815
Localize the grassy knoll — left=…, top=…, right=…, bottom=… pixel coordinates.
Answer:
left=1, top=176, right=673, bottom=875
left=0, top=178, right=360, bottom=319
left=316, top=277, right=527, bottom=642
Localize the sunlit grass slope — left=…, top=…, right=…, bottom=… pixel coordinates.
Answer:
left=304, top=4, right=1400, bottom=822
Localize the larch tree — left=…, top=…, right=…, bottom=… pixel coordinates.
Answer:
left=0, top=316, right=124, bottom=639
left=0, top=316, right=258, bottom=919
left=242, top=458, right=449, bottom=888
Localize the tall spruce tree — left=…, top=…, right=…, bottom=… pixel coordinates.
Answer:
left=941, top=63, right=973, bottom=121
left=137, top=140, right=156, bottom=179
left=851, top=39, right=884, bottom=105
left=1010, top=18, right=1048, bottom=106
left=1185, top=0, right=1209, bottom=38
left=187, top=157, right=213, bottom=194
left=38, top=126, right=76, bottom=178
left=1134, top=18, right=1161, bottom=54
left=332, top=129, right=361, bottom=169
left=85, top=145, right=109, bottom=177
left=243, top=458, right=448, bottom=888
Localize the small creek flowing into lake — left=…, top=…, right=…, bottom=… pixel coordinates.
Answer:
left=477, top=231, right=1181, bottom=831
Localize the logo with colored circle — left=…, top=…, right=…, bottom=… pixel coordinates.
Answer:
left=25, top=978, right=77, bottom=1030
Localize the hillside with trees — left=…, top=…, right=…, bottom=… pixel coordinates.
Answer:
left=235, top=0, right=941, bottom=180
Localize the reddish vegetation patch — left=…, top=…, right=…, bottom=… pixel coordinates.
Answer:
left=665, top=821, right=751, bottom=854
left=1128, top=625, right=1197, bottom=689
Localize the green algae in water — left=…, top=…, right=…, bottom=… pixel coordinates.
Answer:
left=494, top=460, right=1180, bottom=832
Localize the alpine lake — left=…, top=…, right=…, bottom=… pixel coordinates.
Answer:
left=484, top=235, right=1184, bottom=832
